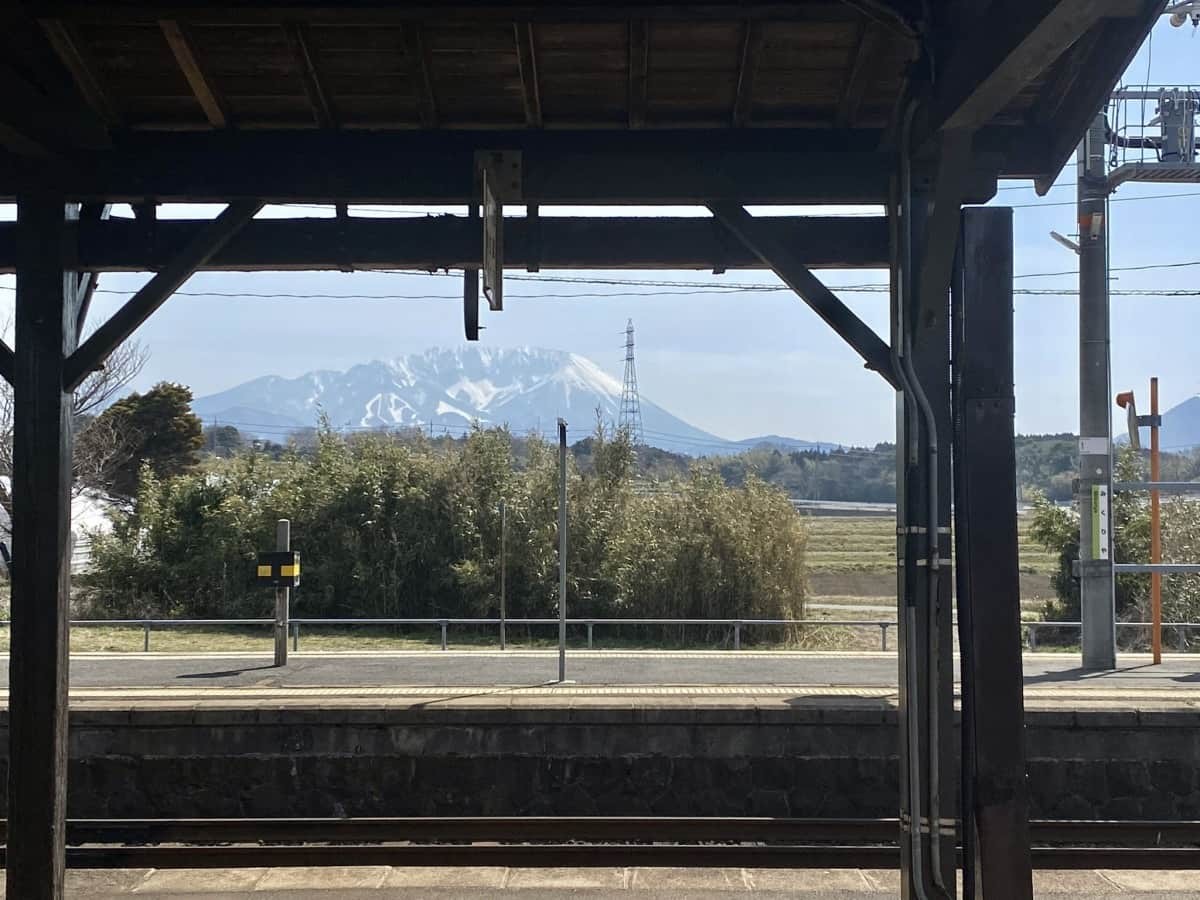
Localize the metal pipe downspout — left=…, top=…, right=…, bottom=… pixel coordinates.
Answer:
left=897, top=99, right=953, bottom=900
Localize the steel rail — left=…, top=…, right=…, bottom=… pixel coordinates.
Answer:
left=0, top=818, right=1195, bottom=869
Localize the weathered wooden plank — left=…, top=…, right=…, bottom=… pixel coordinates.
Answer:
left=515, top=23, right=542, bottom=127
left=402, top=24, right=438, bottom=127
left=284, top=22, right=337, bottom=128
left=7, top=193, right=78, bottom=900
left=159, top=19, right=231, bottom=127
left=732, top=21, right=763, bottom=126
left=628, top=20, right=648, bottom=128
left=39, top=19, right=123, bottom=128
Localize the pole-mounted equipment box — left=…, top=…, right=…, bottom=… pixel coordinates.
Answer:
left=256, top=551, right=300, bottom=588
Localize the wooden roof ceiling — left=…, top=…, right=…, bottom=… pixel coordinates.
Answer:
left=0, top=1, right=1165, bottom=197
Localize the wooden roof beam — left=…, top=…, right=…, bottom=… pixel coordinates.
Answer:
left=403, top=24, right=438, bottom=128
left=515, top=23, right=542, bottom=128
left=0, top=214, right=893, bottom=273
left=160, top=19, right=231, bottom=128
left=628, top=20, right=648, bottom=129
left=39, top=19, right=122, bottom=130
left=921, top=0, right=1144, bottom=148
left=284, top=23, right=335, bottom=129
left=732, top=21, right=762, bottom=127
left=837, top=20, right=886, bottom=128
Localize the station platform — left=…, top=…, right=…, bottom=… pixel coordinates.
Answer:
left=30, top=865, right=1200, bottom=898
left=0, top=650, right=1195, bottom=698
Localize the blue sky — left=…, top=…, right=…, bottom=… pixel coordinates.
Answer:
left=3, top=17, right=1199, bottom=447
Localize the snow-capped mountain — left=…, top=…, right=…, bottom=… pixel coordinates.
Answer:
left=192, top=346, right=733, bottom=454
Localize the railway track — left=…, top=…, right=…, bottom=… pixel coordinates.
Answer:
left=0, top=817, right=1194, bottom=870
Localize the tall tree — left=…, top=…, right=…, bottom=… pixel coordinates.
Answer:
left=94, top=382, right=204, bottom=499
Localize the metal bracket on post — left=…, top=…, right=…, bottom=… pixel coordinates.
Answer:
left=475, top=150, right=521, bottom=312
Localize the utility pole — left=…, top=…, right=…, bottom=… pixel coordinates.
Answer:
left=1078, top=114, right=1116, bottom=670
left=557, top=418, right=568, bottom=683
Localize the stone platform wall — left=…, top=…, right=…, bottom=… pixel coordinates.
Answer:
left=0, top=703, right=1195, bottom=819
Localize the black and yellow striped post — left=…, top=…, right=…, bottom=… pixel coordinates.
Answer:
left=256, top=520, right=297, bottom=665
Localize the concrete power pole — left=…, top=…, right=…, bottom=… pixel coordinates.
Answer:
left=1078, top=114, right=1116, bottom=670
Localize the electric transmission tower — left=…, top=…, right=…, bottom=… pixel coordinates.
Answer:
left=618, top=319, right=644, bottom=445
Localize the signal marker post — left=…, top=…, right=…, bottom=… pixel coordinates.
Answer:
left=256, top=520, right=298, bottom=667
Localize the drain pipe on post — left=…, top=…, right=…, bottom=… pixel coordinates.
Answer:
left=896, top=98, right=953, bottom=900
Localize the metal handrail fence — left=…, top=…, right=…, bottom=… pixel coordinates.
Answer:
left=1, top=616, right=1197, bottom=653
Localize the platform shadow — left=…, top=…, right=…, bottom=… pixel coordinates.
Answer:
left=1023, top=663, right=1156, bottom=684
left=176, top=664, right=278, bottom=679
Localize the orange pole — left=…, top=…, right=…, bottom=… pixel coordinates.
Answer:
left=1151, top=377, right=1161, bottom=665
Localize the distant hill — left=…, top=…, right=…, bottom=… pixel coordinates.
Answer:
left=193, top=346, right=834, bottom=457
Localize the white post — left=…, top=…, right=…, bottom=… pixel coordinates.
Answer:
left=557, top=419, right=567, bottom=683
left=274, top=518, right=290, bottom=666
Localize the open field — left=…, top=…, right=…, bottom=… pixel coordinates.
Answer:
left=803, top=514, right=1057, bottom=576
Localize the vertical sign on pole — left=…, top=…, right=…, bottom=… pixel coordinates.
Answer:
left=1078, top=114, right=1117, bottom=670
left=557, top=419, right=568, bottom=683
left=274, top=518, right=290, bottom=666
left=1150, top=377, right=1162, bottom=665
left=500, top=498, right=507, bottom=651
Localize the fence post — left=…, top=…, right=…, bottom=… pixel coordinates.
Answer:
left=1178, top=625, right=1187, bottom=651
left=1028, top=625, right=1037, bottom=652
left=733, top=622, right=741, bottom=651
left=880, top=623, right=888, bottom=652
left=440, top=620, right=448, bottom=651
left=292, top=622, right=299, bottom=652
left=143, top=621, right=150, bottom=653
left=587, top=622, right=593, bottom=650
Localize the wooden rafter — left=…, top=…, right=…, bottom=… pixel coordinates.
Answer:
left=39, top=19, right=121, bottom=129
left=628, top=20, right=648, bottom=129
left=923, top=0, right=1142, bottom=144
left=0, top=340, right=12, bottom=385
left=403, top=24, right=438, bottom=128
left=732, top=21, right=762, bottom=127
left=837, top=20, right=885, bottom=128
left=75, top=202, right=113, bottom=335
left=514, top=23, right=542, bottom=128
left=160, top=19, right=231, bottom=128
left=284, top=22, right=336, bottom=129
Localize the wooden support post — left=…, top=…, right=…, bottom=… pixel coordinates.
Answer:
left=1151, top=376, right=1162, bottom=666
left=7, top=193, right=79, bottom=900
left=953, top=206, right=1033, bottom=899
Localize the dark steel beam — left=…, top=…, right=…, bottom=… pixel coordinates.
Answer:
left=0, top=340, right=12, bottom=385
left=64, top=200, right=262, bottom=390
left=1, top=214, right=891, bottom=272
left=7, top=193, right=78, bottom=899
left=514, top=23, right=542, bottom=128
left=38, top=19, right=121, bottom=130
left=922, top=0, right=1142, bottom=146
left=708, top=202, right=897, bottom=388
left=160, top=19, right=231, bottom=128
left=953, top=204, right=1033, bottom=900
left=628, top=20, right=649, bottom=129
left=284, top=23, right=336, bottom=129
left=732, top=21, right=763, bottom=127
left=0, top=131, right=1000, bottom=203
left=403, top=24, right=438, bottom=128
